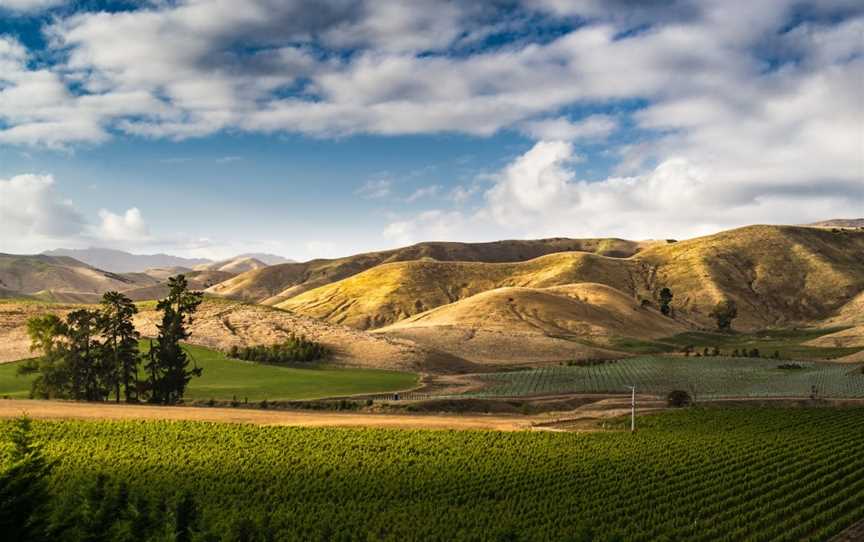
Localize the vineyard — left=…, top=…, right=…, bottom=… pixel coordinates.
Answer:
left=5, top=408, right=862, bottom=540
left=468, top=356, right=864, bottom=399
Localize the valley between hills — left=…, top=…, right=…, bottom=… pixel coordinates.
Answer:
left=1, top=222, right=863, bottom=371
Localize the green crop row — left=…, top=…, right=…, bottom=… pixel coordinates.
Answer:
left=5, top=407, right=864, bottom=540
left=468, top=356, right=864, bottom=399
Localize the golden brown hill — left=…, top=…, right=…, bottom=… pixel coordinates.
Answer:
left=194, top=256, right=268, bottom=274
left=0, top=298, right=458, bottom=372
left=277, top=252, right=649, bottom=329
left=207, top=237, right=649, bottom=304
left=122, top=271, right=236, bottom=301
left=375, top=284, right=686, bottom=364
left=143, top=266, right=194, bottom=280
left=0, top=299, right=89, bottom=362
left=276, top=225, right=864, bottom=333
left=635, top=225, right=864, bottom=329
left=132, top=298, right=449, bottom=371
left=0, top=254, right=157, bottom=298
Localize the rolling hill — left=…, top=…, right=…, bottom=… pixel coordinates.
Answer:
left=194, top=256, right=269, bottom=274
left=121, top=270, right=236, bottom=301
left=375, top=283, right=687, bottom=364
left=0, top=254, right=158, bottom=299
left=0, top=297, right=461, bottom=371
left=274, top=226, right=864, bottom=334
left=276, top=252, right=647, bottom=329
left=208, top=237, right=653, bottom=304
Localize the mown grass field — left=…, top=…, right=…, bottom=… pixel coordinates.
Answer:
left=6, top=408, right=863, bottom=540
left=607, top=327, right=861, bottom=359
left=468, top=356, right=864, bottom=399
left=0, top=342, right=418, bottom=401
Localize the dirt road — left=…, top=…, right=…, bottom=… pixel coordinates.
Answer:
left=0, top=399, right=536, bottom=431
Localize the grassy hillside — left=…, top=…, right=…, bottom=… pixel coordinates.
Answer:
left=194, top=256, right=268, bottom=274
left=133, top=298, right=441, bottom=371
left=635, top=225, right=864, bottom=329
left=277, top=226, right=864, bottom=336
left=277, top=252, right=645, bottom=329
left=0, top=254, right=157, bottom=297
left=0, top=297, right=444, bottom=372
left=208, top=237, right=650, bottom=304
left=121, top=270, right=235, bottom=301
left=0, top=342, right=417, bottom=401
left=376, top=283, right=686, bottom=363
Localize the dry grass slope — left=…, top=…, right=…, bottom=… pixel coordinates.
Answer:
left=375, top=283, right=686, bottom=364
left=277, top=252, right=649, bottom=329
left=0, top=254, right=158, bottom=299
left=276, top=226, right=864, bottom=335
left=635, top=225, right=864, bottom=329
left=194, top=257, right=268, bottom=274
left=0, top=298, right=451, bottom=372
left=207, top=237, right=651, bottom=304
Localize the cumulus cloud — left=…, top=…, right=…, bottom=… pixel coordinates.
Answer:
left=97, top=208, right=152, bottom=242
left=0, top=0, right=66, bottom=13
left=0, top=174, right=86, bottom=247
left=382, top=123, right=862, bottom=245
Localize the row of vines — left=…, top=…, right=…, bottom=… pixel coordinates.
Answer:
left=468, top=356, right=864, bottom=399
left=14, top=407, right=864, bottom=540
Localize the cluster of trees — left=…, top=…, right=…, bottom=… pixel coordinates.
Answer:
left=20, top=275, right=204, bottom=405
left=710, top=299, right=738, bottom=331
left=227, top=334, right=327, bottom=364
left=682, top=346, right=782, bottom=359
left=0, top=418, right=214, bottom=542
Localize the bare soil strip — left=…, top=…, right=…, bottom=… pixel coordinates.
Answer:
left=0, top=399, right=536, bottom=431
left=831, top=518, right=864, bottom=542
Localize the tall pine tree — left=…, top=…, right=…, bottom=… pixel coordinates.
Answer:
left=146, top=275, right=203, bottom=404
left=99, top=291, right=140, bottom=403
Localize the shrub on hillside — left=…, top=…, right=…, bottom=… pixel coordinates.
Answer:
left=667, top=390, right=692, bottom=408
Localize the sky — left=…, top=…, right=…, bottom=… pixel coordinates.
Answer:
left=0, top=0, right=862, bottom=261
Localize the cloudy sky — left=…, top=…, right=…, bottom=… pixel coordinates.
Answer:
left=0, top=0, right=861, bottom=260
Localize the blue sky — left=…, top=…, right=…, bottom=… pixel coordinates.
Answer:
left=0, top=0, right=861, bottom=260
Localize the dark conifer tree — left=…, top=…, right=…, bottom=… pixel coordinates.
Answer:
left=147, top=275, right=203, bottom=404
left=100, top=291, right=141, bottom=402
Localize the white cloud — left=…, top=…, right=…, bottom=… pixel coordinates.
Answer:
left=356, top=177, right=393, bottom=199
left=485, top=141, right=578, bottom=225
left=96, top=208, right=152, bottom=242
left=383, top=209, right=468, bottom=246
left=0, top=0, right=65, bottom=13
left=521, top=115, right=617, bottom=141
left=0, top=174, right=86, bottom=250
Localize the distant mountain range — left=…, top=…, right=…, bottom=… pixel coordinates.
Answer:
left=805, top=218, right=864, bottom=228
left=41, top=248, right=290, bottom=273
